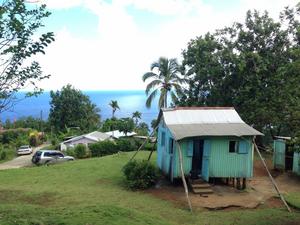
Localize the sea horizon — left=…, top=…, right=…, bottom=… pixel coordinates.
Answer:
left=0, top=90, right=159, bottom=127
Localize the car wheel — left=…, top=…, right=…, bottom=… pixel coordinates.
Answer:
left=45, top=161, right=51, bottom=166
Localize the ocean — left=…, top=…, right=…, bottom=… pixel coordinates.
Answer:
left=0, top=90, right=159, bottom=126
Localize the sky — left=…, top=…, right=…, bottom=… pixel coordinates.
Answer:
left=26, top=0, right=299, bottom=91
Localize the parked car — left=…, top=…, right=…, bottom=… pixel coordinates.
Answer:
left=32, top=150, right=74, bottom=165
left=17, top=145, right=33, bottom=155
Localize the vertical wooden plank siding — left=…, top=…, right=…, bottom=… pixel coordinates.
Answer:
left=172, top=139, right=193, bottom=178
left=208, top=137, right=253, bottom=178
left=273, top=139, right=286, bottom=170
left=293, top=152, right=300, bottom=175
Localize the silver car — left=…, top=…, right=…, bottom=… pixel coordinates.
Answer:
left=32, top=150, right=74, bottom=165
left=17, top=145, right=33, bottom=155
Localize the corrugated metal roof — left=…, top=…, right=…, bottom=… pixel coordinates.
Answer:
left=162, top=107, right=244, bottom=125
left=105, top=130, right=136, bottom=139
left=168, top=123, right=263, bottom=140
left=63, top=131, right=110, bottom=143
left=159, top=107, right=263, bottom=140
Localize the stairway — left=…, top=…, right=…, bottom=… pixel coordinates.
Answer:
left=189, top=178, right=213, bottom=195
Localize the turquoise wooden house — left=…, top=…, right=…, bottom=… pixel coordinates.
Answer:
left=156, top=107, right=263, bottom=182
left=273, top=136, right=300, bottom=175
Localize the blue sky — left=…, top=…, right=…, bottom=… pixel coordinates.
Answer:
left=28, top=0, right=298, bottom=91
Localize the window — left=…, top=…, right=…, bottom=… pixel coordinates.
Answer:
left=229, top=140, right=238, bottom=153
left=161, top=132, right=166, bottom=147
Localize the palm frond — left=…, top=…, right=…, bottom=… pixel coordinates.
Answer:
left=142, top=72, right=158, bottom=82
left=158, top=88, right=167, bottom=108
left=170, top=90, right=179, bottom=104
left=146, top=89, right=158, bottom=109
left=146, top=79, right=162, bottom=95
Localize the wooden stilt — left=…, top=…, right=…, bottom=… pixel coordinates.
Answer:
left=237, top=178, right=241, bottom=190
left=130, top=127, right=157, bottom=161
left=147, top=141, right=157, bottom=161
left=253, top=141, right=292, bottom=212
left=176, top=141, right=193, bottom=212
left=242, top=178, right=246, bottom=189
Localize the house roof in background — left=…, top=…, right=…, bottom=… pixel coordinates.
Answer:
left=63, top=131, right=111, bottom=143
left=159, top=107, right=263, bottom=140
left=105, top=130, right=136, bottom=139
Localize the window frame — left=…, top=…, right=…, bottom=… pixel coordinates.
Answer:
left=161, top=131, right=166, bottom=147
left=229, top=140, right=238, bottom=153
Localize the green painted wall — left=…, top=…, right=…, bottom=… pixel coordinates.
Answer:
left=157, top=122, right=254, bottom=180
left=293, top=152, right=300, bottom=175
left=273, top=139, right=286, bottom=170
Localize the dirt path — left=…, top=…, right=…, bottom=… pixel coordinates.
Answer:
left=0, top=144, right=49, bottom=170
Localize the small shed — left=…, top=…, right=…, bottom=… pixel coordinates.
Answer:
left=293, top=152, right=300, bottom=175
left=156, top=107, right=263, bottom=182
left=273, top=136, right=293, bottom=171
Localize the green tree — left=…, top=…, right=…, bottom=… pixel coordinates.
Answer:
left=132, top=111, right=142, bottom=126
left=118, top=118, right=134, bottom=136
left=0, top=0, right=54, bottom=113
left=178, top=5, right=300, bottom=140
left=135, top=122, right=149, bottom=136
left=49, top=85, right=101, bottom=132
left=109, top=100, right=120, bottom=118
left=142, top=57, right=185, bottom=108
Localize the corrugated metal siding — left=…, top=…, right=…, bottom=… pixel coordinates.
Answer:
left=273, top=140, right=286, bottom=170
left=293, top=152, right=300, bottom=175
left=209, top=137, right=253, bottom=178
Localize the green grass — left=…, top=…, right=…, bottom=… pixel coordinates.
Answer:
left=0, top=151, right=299, bottom=225
left=285, top=192, right=300, bottom=209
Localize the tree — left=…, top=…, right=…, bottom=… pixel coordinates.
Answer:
left=0, top=0, right=54, bottom=113
left=118, top=118, right=134, bottom=136
left=142, top=57, right=185, bottom=109
left=178, top=5, right=300, bottom=141
left=109, top=100, right=120, bottom=118
left=132, top=111, right=141, bottom=126
left=135, top=122, right=149, bottom=136
left=49, top=85, right=101, bottom=132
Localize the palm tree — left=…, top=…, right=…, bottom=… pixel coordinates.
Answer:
left=142, top=57, right=185, bottom=108
left=132, top=111, right=142, bottom=126
left=109, top=100, right=120, bottom=118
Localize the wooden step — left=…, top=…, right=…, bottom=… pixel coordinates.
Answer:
left=191, top=183, right=211, bottom=189
left=193, top=188, right=214, bottom=194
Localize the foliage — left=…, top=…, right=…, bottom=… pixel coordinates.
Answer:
left=49, top=84, right=101, bottom=132
left=74, top=144, right=87, bottom=159
left=0, top=150, right=7, bottom=160
left=123, top=160, right=160, bottom=190
left=118, top=118, right=135, bottom=136
left=142, top=57, right=186, bottom=108
left=178, top=5, right=300, bottom=141
left=89, top=140, right=118, bottom=157
left=0, top=144, right=16, bottom=162
left=65, top=148, right=76, bottom=157
left=101, top=118, right=123, bottom=132
left=0, top=128, right=30, bottom=145
left=132, top=111, right=142, bottom=125
left=135, top=122, right=150, bottom=136
left=4, top=116, right=48, bottom=131
left=0, top=0, right=54, bottom=113
left=29, top=130, right=43, bottom=147
left=109, top=100, right=120, bottom=118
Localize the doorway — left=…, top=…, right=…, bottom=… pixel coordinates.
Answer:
left=191, top=139, right=204, bottom=179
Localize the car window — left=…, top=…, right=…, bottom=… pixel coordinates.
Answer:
left=20, top=146, right=29, bottom=149
left=35, top=151, right=42, bottom=156
left=57, top=153, right=64, bottom=157
left=44, top=152, right=52, bottom=157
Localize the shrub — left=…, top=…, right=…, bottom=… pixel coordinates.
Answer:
left=65, top=148, right=76, bottom=157
left=123, top=160, right=160, bottom=190
left=89, top=140, right=118, bottom=157
left=0, top=150, right=6, bottom=160
left=116, top=138, right=135, bottom=151
left=74, top=144, right=87, bottom=159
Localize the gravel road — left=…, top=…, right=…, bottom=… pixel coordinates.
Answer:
left=0, top=145, right=48, bottom=170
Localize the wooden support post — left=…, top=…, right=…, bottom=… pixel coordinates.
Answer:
left=242, top=178, right=246, bottom=189
left=226, top=178, right=229, bottom=185
left=253, top=141, right=292, bottom=212
left=176, top=141, right=193, bottom=212
left=237, top=178, right=241, bottom=190
left=130, top=127, right=157, bottom=161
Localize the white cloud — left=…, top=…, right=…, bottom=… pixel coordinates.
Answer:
left=42, top=0, right=84, bottom=9
left=35, top=0, right=298, bottom=91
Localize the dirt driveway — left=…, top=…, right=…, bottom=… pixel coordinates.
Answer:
left=0, top=144, right=48, bottom=170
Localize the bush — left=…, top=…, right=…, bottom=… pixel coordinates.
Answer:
left=116, top=138, right=135, bottom=151
left=123, top=160, right=160, bottom=190
left=0, top=150, right=6, bottom=160
left=65, top=148, right=76, bottom=157
left=89, top=140, right=118, bottom=157
left=74, top=144, right=87, bottom=159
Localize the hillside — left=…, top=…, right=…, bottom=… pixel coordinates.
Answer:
left=0, top=151, right=299, bottom=225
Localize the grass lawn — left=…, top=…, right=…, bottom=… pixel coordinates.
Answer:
left=0, top=151, right=299, bottom=225
left=285, top=192, right=300, bottom=209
